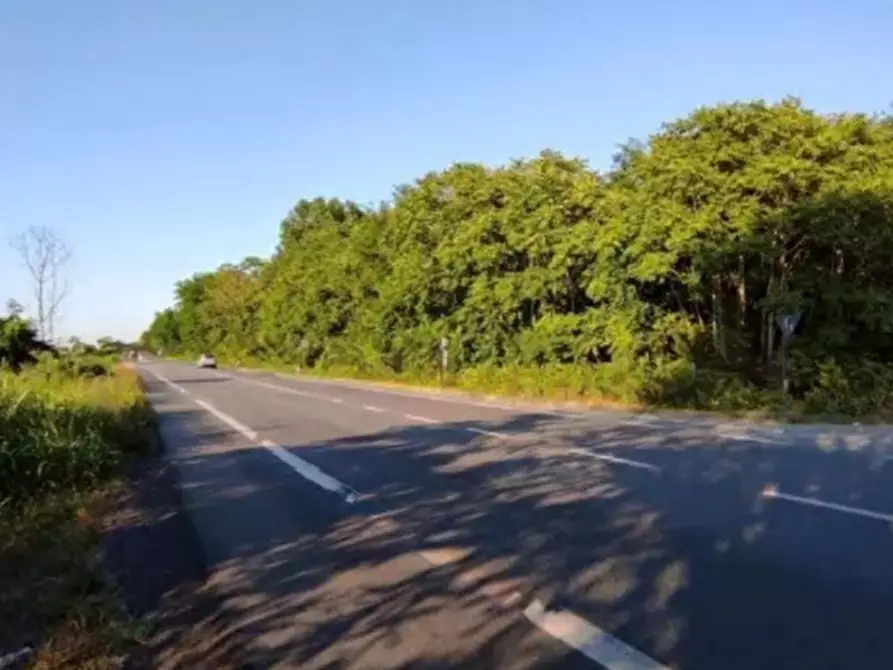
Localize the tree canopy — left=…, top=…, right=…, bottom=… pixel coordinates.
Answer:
left=142, top=100, right=893, bottom=414
left=0, top=313, right=52, bottom=370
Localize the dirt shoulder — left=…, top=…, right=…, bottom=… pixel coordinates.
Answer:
left=100, top=449, right=246, bottom=670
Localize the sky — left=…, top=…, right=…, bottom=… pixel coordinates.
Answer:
left=1, top=1, right=891, bottom=343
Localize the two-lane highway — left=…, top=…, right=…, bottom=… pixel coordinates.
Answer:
left=140, top=359, right=893, bottom=669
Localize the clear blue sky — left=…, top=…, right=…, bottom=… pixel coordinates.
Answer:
left=1, top=1, right=890, bottom=342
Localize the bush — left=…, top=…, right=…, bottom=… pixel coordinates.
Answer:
left=28, top=351, right=115, bottom=380
left=795, top=355, right=893, bottom=416
left=456, top=361, right=650, bottom=405
left=0, top=366, right=152, bottom=508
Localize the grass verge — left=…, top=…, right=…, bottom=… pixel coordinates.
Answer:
left=0, top=363, right=154, bottom=668
left=217, top=356, right=881, bottom=424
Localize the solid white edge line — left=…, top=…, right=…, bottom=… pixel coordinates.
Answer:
left=405, top=414, right=439, bottom=424
left=760, top=486, right=893, bottom=523
left=568, top=447, right=660, bottom=473
left=523, top=599, right=669, bottom=670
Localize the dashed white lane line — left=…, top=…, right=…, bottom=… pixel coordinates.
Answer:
left=146, top=365, right=671, bottom=667
left=405, top=414, right=439, bottom=424
left=523, top=599, right=670, bottom=670
left=145, top=368, right=358, bottom=504
left=760, top=485, right=893, bottom=523
left=567, top=447, right=661, bottom=473
left=465, top=427, right=510, bottom=439
left=227, top=370, right=583, bottom=432
left=146, top=369, right=188, bottom=394
left=248, top=371, right=570, bottom=417
left=233, top=376, right=318, bottom=398
left=260, top=439, right=358, bottom=503
left=194, top=398, right=259, bottom=441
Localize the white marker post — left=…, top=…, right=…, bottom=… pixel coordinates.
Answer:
left=776, top=311, right=802, bottom=395
left=439, top=336, right=449, bottom=387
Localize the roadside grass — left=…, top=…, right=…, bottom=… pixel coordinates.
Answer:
left=207, top=354, right=884, bottom=424
left=0, top=362, right=154, bottom=668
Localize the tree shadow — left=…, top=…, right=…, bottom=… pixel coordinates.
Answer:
left=108, top=404, right=893, bottom=669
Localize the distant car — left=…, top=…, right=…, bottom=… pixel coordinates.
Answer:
left=197, top=353, right=217, bottom=369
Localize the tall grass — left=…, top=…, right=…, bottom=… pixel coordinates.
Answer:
left=0, top=361, right=152, bottom=668
left=0, top=362, right=153, bottom=508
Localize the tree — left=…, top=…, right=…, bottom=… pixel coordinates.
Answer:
left=0, top=314, right=51, bottom=370
left=5, top=298, right=24, bottom=317
left=10, top=226, right=72, bottom=343
left=140, top=99, right=893, bottom=412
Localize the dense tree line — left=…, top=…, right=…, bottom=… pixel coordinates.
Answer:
left=142, top=100, right=893, bottom=414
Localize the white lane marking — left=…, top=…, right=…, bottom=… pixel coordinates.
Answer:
left=194, top=398, right=259, bottom=441
left=236, top=370, right=569, bottom=417
left=146, top=367, right=358, bottom=503
left=524, top=599, right=669, bottom=670
left=362, top=404, right=384, bottom=413
left=233, top=376, right=317, bottom=398
left=621, top=414, right=658, bottom=427
left=405, top=414, right=439, bottom=424
left=144, top=368, right=188, bottom=395
left=260, top=440, right=358, bottom=503
left=760, top=485, right=893, bottom=523
left=719, top=431, right=783, bottom=445
left=568, top=447, right=660, bottom=473
left=232, top=376, right=357, bottom=408
left=465, top=427, right=509, bottom=439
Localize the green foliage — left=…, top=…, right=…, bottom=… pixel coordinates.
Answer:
left=794, top=354, right=893, bottom=416
left=142, top=99, right=893, bottom=415
left=0, top=366, right=152, bottom=507
left=30, top=351, right=115, bottom=380
left=0, top=314, right=52, bottom=370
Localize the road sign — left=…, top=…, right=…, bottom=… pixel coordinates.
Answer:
left=776, top=312, right=802, bottom=337
left=775, top=311, right=802, bottom=396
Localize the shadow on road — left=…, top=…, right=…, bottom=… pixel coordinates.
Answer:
left=107, top=400, right=893, bottom=669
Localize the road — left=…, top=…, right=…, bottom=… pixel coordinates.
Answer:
left=138, top=359, right=893, bottom=669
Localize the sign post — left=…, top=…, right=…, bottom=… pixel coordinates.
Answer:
left=776, top=312, right=802, bottom=395
left=438, top=337, right=449, bottom=386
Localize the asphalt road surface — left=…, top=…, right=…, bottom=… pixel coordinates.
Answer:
left=138, top=360, right=893, bottom=670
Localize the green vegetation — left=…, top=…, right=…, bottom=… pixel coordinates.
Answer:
left=1, top=313, right=53, bottom=370
left=0, top=359, right=152, bottom=506
left=1, top=328, right=153, bottom=667
left=143, top=99, right=893, bottom=417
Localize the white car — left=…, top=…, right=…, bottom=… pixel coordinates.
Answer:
left=197, top=353, right=217, bottom=369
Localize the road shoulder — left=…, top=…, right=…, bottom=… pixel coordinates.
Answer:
left=100, top=431, right=247, bottom=669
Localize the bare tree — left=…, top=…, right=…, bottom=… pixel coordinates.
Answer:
left=11, top=226, right=72, bottom=342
